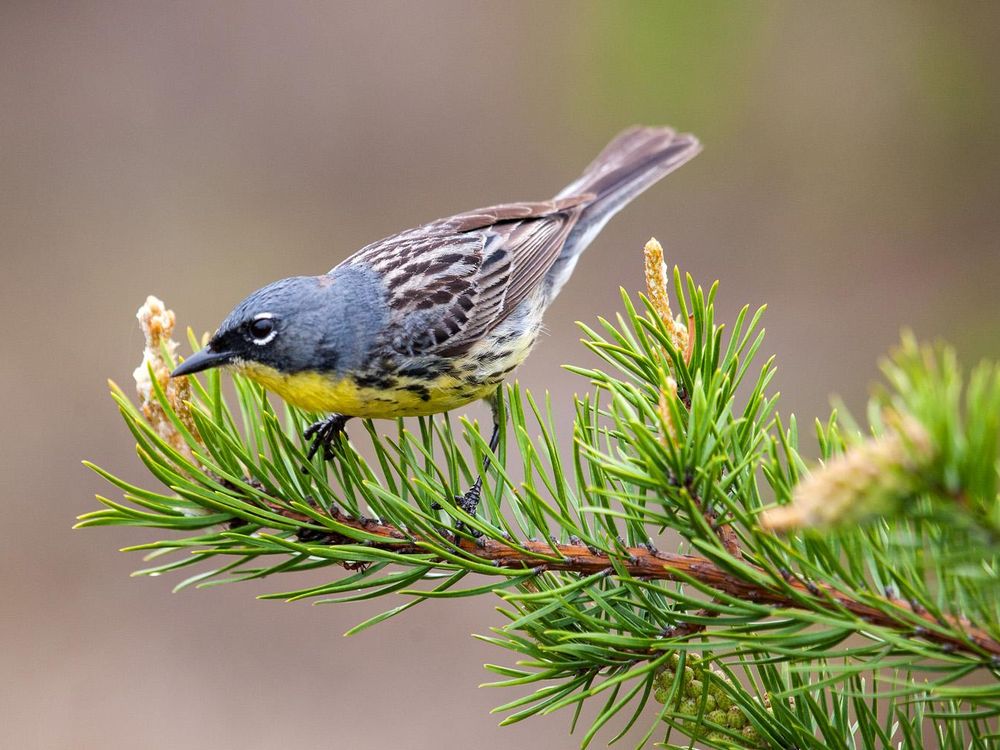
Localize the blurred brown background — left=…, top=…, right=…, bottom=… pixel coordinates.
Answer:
left=2, top=2, right=998, bottom=748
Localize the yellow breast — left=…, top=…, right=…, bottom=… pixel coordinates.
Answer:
left=237, top=362, right=497, bottom=418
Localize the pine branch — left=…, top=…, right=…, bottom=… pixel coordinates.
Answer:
left=82, top=261, right=1000, bottom=748
left=269, top=499, right=1000, bottom=660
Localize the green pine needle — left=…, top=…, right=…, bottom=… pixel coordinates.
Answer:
left=82, top=269, right=999, bottom=748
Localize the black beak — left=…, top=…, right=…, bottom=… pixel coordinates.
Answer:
left=170, top=346, right=235, bottom=377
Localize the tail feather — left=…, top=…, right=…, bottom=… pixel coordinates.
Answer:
left=546, top=126, right=700, bottom=298
left=558, top=126, right=700, bottom=207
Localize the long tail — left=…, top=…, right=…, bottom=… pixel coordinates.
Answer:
left=546, top=126, right=701, bottom=298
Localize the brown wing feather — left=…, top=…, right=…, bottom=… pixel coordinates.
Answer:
left=340, top=195, right=592, bottom=357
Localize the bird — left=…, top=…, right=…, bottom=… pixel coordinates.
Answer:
left=170, top=125, right=701, bottom=529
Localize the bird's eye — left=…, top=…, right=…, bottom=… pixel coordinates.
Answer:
left=249, top=316, right=275, bottom=343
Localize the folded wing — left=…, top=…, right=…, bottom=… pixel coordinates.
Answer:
left=344, top=196, right=590, bottom=357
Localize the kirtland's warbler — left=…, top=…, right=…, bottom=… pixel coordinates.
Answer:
left=171, top=125, right=701, bottom=525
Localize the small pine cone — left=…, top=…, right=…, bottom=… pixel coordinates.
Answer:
left=685, top=678, right=704, bottom=698
left=706, top=708, right=728, bottom=726
left=742, top=724, right=763, bottom=743
left=678, top=699, right=698, bottom=716
left=727, top=705, right=747, bottom=729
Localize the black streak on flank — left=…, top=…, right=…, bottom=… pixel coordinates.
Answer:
left=397, top=361, right=448, bottom=380
left=353, top=373, right=398, bottom=390
left=400, top=383, right=432, bottom=401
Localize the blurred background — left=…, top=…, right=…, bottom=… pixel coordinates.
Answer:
left=2, top=2, right=998, bottom=748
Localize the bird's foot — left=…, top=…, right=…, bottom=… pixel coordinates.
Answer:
left=452, top=480, right=483, bottom=538
left=303, top=414, right=350, bottom=462
left=433, top=480, right=484, bottom=537
left=457, top=481, right=482, bottom=516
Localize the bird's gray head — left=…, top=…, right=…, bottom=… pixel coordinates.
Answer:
left=170, top=269, right=385, bottom=378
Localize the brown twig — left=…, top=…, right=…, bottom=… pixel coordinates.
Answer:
left=272, top=502, right=1000, bottom=661
left=666, top=488, right=744, bottom=638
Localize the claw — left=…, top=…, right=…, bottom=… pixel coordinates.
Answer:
left=456, top=483, right=482, bottom=515
left=451, top=480, right=484, bottom=538
left=302, top=414, right=351, bottom=468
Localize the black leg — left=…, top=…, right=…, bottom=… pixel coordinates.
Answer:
left=454, top=395, right=502, bottom=535
left=303, top=414, right=352, bottom=463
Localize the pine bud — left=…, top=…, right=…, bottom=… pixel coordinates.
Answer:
left=761, top=411, right=933, bottom=531
left=133, top=295, right=202, bottom=465
left=644, top=237, right=689, bottom=357
left=657, top=375, right=680, bottom=447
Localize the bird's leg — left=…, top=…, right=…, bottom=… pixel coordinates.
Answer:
left=303, top=414, right=352, bottom=462
left=453, top=396, right=502, bottom=536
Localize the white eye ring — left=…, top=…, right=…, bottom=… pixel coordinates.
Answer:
left=249, top=312, right=277, bottom=345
